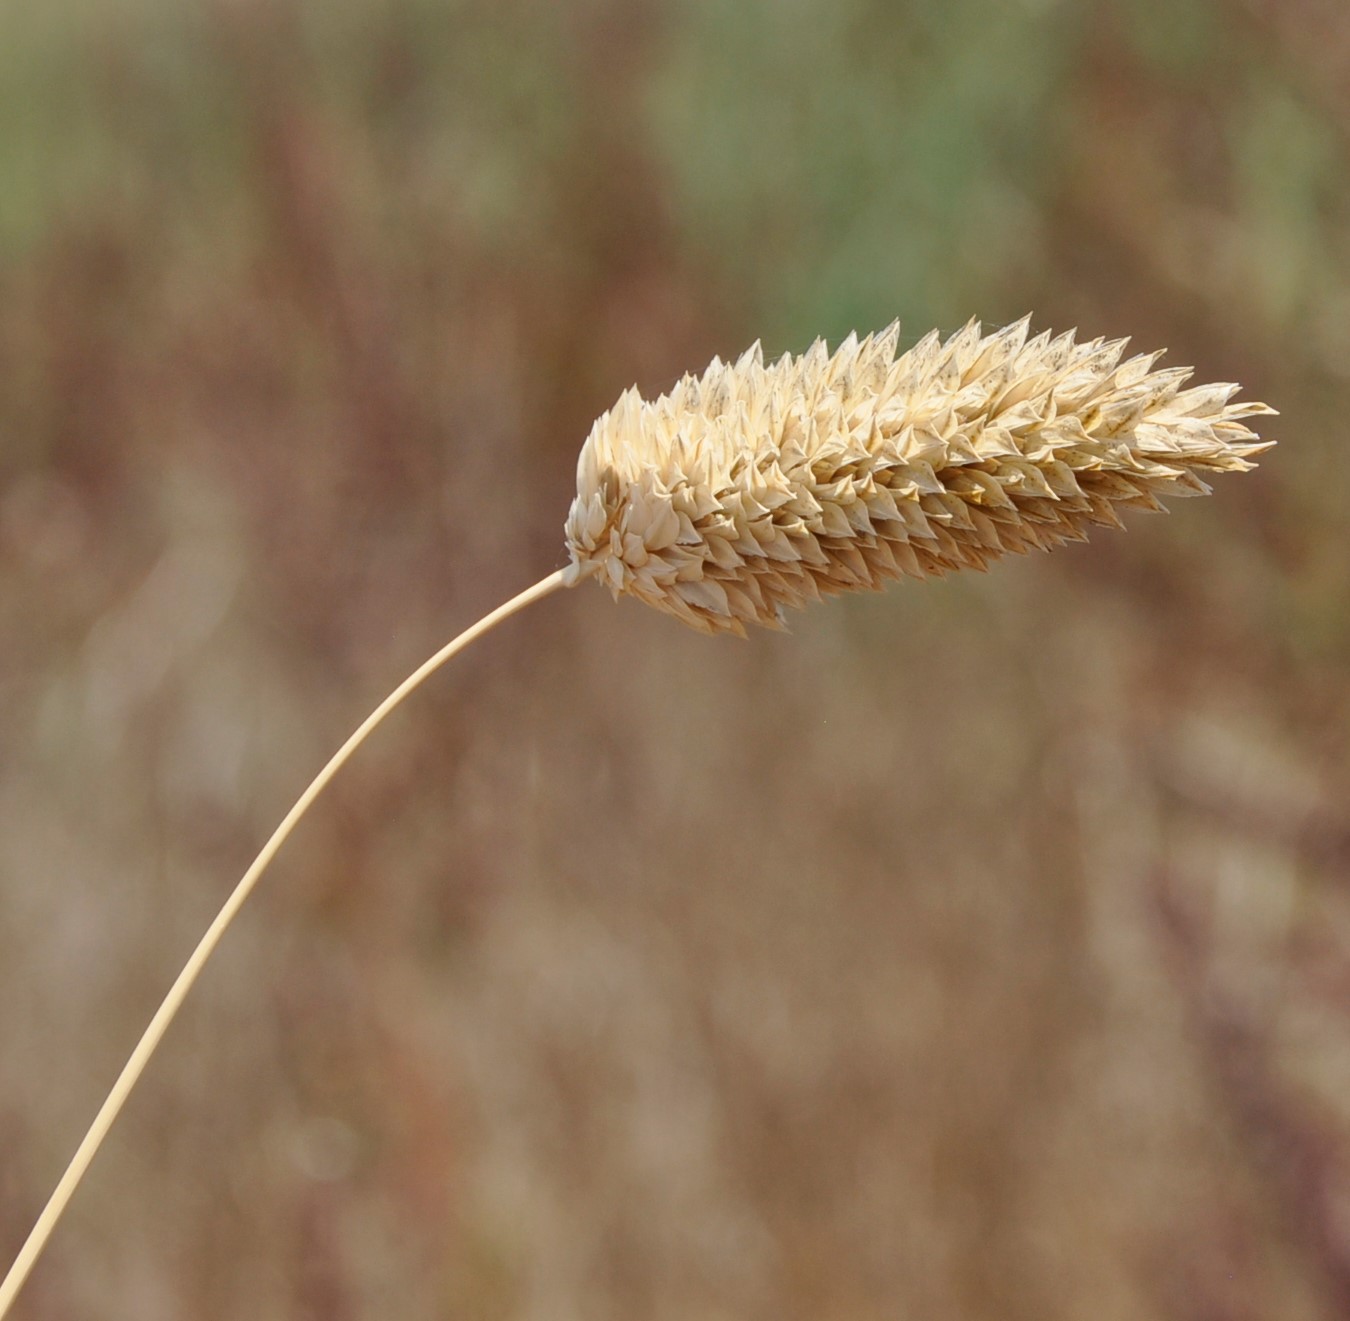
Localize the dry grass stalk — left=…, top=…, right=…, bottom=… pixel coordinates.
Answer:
left=0, top=317, right=1273, bottom=1316
left=565, top=317, right=1275, bottom=634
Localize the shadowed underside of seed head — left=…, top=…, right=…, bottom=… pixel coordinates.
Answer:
left=562, top=317, right=1275, bottom=636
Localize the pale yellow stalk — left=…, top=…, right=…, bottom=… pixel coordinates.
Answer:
left=0, top=570, right=567, bottom=1318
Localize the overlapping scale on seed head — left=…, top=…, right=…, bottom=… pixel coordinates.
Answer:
left=563, top=318, right=1274, bottom=635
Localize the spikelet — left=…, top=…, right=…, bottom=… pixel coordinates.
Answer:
left=562, top=317, right=1275, bottom=635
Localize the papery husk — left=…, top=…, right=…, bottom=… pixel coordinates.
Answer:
left=564, top=318, right=1275, bottom=635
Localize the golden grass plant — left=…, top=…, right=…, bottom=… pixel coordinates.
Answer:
left=0, top=318, right=1273, bottom=1314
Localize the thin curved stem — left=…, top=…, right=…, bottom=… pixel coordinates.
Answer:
left=0, top=569, right=568, bottom=1318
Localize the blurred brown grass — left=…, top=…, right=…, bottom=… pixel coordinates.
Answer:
left=1, top=0, right=1347, bottom=1317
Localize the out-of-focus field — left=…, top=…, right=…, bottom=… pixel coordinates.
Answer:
left=1, top=1, right=1347, bottom=1317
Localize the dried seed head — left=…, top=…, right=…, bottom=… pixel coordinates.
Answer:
left=563, top=317, right=1275, bottom=636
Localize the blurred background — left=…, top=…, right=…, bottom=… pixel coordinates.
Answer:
left=0, top=0, right=1346, bottom=1317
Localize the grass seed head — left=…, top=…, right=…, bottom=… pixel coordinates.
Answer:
left=563, top=317, right=1275, bottom=635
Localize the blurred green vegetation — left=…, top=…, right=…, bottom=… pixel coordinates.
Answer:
left=1, top=1, right=1348, bottom=1318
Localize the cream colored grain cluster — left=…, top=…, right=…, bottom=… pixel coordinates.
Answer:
left=563, top=317, right=1274, bottom=635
